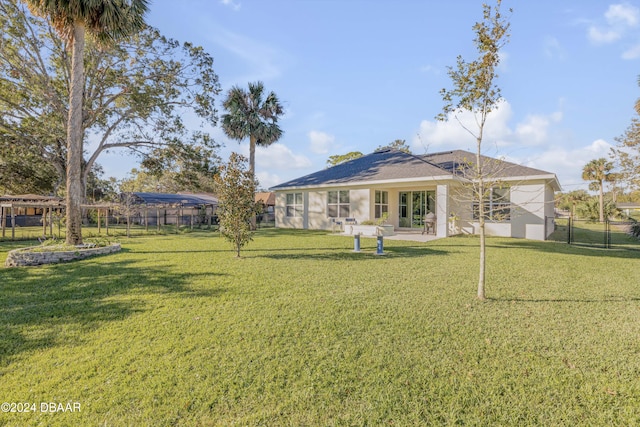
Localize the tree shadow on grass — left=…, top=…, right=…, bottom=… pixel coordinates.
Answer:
left=489, top=296, right=640, bottom=304
left=0, top=260, right=228, bottom=366
left=491, top=239, right=640, bottom=260
left=254, top=245, right=449, bottom=261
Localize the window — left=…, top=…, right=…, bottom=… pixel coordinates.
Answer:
left=327, top=190, right=350, bottom=218
left=473, top=186, right=510, bottom=221
left=286, top=193, right=303, bottom=217
left=375, top=190, right=388, bottom=219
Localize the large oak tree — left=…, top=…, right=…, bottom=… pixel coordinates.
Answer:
left=22, top=0, right=149, bottom=245
left=1, top=0, right=221, bottom=243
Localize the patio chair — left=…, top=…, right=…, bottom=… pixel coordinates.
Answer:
left=422, top=212, right=436, bottom=235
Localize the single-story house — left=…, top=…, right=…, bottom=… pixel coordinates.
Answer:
left=270, top=148, right=561, bottom=241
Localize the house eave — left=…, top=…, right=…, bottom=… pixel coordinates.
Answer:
left=271, top=174, right=463, bottom=191
left=497, top=174, right=562, bottom=191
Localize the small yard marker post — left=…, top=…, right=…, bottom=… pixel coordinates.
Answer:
left=376, top=235, right=384, bottom=255
left=1, top=206, right=5, bottom=238
left=353, top=233, right=361, bottom=252
left=11, top=206, right=15, bottom=240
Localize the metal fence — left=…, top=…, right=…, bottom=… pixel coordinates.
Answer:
left=0, top=212, right=275, bottom=241
left=553, top=217, right=640, bottom=250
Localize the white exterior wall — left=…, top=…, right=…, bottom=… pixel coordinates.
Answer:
left=349, top=188, right=370, bottom=222
left=510, top=181, right=547, bottom=240
left=274, top=192, right=302, bottom=229
left=436, top=184, right=450, bottom=238
left=445, top=180, right=553, bottom=241
left=275, top=179, right=555, bottom=240
left=275, top=188, right=371, bottom=231
left=544, top=182, right=556, bottom=238
left=447, top=184, right=474, bottom=236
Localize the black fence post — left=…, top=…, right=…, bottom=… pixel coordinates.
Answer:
left=567, top=216, right=572, bottom=244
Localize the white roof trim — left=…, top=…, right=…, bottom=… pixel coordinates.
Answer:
left=273, top=173, right=561, bottom=192
left=272, top=174, right=466, bottom=191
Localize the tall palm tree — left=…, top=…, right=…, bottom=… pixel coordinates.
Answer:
left=25, top=0, right=149, bottom=245
left=582, top=158, right=615, bottom=222
left=221, top=81, right=284, bottom=181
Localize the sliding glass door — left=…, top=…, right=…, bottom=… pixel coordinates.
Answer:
left=398, top=191, right=435, bottom=229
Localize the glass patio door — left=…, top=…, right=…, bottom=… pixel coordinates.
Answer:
left=398, top=191, right=435, bottom=229
left=412, top=191, right=426, bottom=228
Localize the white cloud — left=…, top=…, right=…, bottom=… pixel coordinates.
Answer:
left=412, top=99, right=514, bottom=153
left=515, top=111, right=563, bottom=146
left=256, top=171, right=283, bottom=190
left=543, top=36, right=565, bottom=60
left=606, top=3, right=639, bottom=27
left=413, top=101, right=570, bottom=155
left=520, top=139, right=614, bottom=190
left=256, top=143, right=312, bottom=169
left=220, top=0, right=241, bottom=11
left=308, top=130, right=336, bottom=154
left=587, top=3, right=640, bottom=45
left=222, top=141, right=311, bottom=172
left=585, top=138, right=613, bottom=154
left=588, top=26, right=621, bottom=44
left=411, top=100, right=615, bottom=190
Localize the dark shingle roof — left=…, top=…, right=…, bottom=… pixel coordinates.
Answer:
left=271, top=149, right=451, bottom=190
left=271, top=149, right=560, bottom=190
left=423, top=150, right=556, bottom=179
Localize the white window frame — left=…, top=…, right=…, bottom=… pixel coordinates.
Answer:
left=375, top=190, right=388, bottom=219
left=286, top=192, right=303, bottom=217
left=327, top=190, right=350, bottom=218
left=473, top=186, right=511, bottom=221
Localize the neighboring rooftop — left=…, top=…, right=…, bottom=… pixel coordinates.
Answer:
left=123, top=192, right=218, bottom=206
left=255, top=192, right=276, bottom=205
left=0, top=194, right=62, bottom=203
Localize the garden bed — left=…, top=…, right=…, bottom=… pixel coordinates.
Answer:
left=4, top=243, right=121, bottom=267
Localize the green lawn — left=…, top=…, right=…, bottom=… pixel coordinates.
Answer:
left=1, top=230, right=640, bottom=425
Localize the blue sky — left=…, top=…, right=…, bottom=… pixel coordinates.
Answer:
left=98, top=0, right=640, bottom=192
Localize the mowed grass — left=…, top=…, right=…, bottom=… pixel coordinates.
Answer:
left=1, top=230, right=640, bottom=426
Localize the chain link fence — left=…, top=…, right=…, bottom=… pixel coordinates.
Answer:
left=551, top=217, right=640, bottom=251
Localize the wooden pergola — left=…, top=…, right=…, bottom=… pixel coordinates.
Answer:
left=1, top=192, right=219, bottom=240
left=0, top=195, right=65, bottom=240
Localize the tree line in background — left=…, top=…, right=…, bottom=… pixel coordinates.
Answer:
left=0, top=0, right=286, bottom=247
left=560, top=87, right=640, bottom=223
left=0, top=0, right=225, bottom=243
left=4, top=0, right=640, bottom=251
